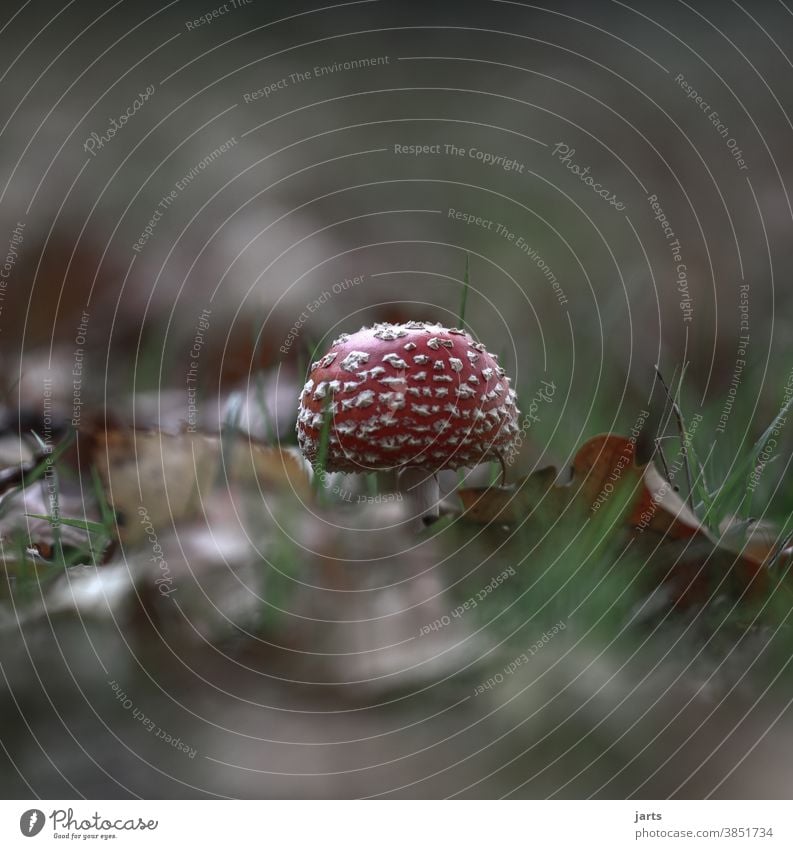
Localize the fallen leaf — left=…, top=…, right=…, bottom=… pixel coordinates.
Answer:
left=459, top=433, right=767, bottom=606
left=718, top=515, right=787, bottom=568
left=457, top=465, right=562, bottom=524
left=90, top=428, right=312, bottom=543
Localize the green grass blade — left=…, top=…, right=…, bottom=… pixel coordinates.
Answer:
left=458, top=254, right=470, bottom=329
left=25, top=514, right=107, bottom=535
left=91, top=465, right=114, bottom=528
left=713, top=373, right=793, bottom=518
left=312, top=393, right=334, bottom=503
left=8, top=430, right=75, bottom=496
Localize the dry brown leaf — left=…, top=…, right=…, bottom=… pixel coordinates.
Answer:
left=457, top=465, right=563, bottom=524
left=459, top=435, right=699, bottom=533
left=459, top=433, right=768, bottom=606
left=718, top=515, right=788, bottom=568
left=91, top=428, right=312, bottom=543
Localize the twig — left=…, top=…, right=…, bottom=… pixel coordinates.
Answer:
left=653, top=438, right=676, bottom=489
left=654, top=365, right=695, bottom=510
left=656, top=363, right=680, bottom=435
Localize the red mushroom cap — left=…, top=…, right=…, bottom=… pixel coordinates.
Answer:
left=296, top=321, right=520, bottom=472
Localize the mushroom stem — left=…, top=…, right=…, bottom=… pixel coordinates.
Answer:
left=398, top=466, right=440, bottom=529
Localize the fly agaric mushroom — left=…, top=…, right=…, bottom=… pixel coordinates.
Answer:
left=296, top=321, right=520, bottom=521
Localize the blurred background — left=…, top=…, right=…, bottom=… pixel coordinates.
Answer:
left=1, top=0, right=792, bottom=799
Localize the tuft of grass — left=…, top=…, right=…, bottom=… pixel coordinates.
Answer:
left=0, top=431, right=75, bottom=567
left=23, top=459, right=117, bottom=570
left=673, top=364, right=793, bottom=531
left=0, top=430, right=75, bottom=512
left=653, top=363, right=793, bottom=536
left=724, top=378, right=793, bottom=519
left=24, top=513, right=111, bottom=568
